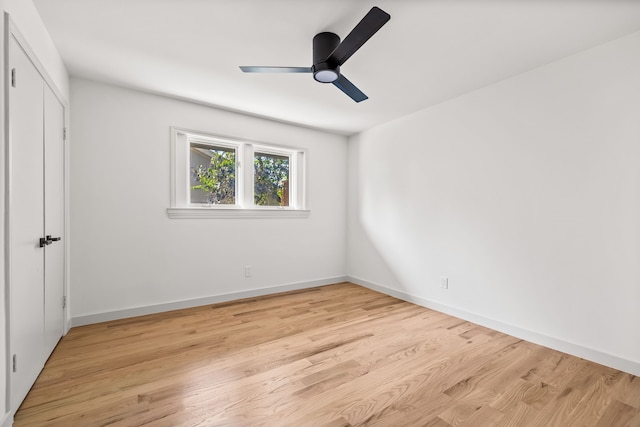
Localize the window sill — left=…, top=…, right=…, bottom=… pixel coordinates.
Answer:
left=167, top=207, right=310, bottom=219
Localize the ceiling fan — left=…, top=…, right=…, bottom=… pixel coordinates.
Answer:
left=240, top=7, right=391, bottom=103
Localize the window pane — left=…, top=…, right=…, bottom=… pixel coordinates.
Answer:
left=190, top=143, right=236, bottom=205
left=254, top=152, right=290, bottom=206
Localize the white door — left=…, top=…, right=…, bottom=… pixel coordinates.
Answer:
left=44, top=83, right=65, bottom=355
left=9, top=36, right=46, bottom=406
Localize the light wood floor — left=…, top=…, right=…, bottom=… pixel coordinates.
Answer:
left=15, top=283, right=640, bottom=426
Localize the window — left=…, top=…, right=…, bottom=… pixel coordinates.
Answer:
left=254, top=149, right=291, bottom=207
left=190, top=142, right=237, bottom=205
left=169, top=128, right=308, bottom=218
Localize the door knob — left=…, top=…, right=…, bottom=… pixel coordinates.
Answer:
left=46, top=235, right=62, bottom=244
left=39, top=235, right=62, bottom=247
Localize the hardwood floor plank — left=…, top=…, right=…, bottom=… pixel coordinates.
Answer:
left=613, top=373, right=640, bottom=409
left=594, top=400, right=639, bottom=427
left=363, top=391, right=453, bottom=427
left=458, top=404, right=504, bottom=426
left=14, top=283, right=640, bottom=426
left=493, top=401, right=540, bottom=427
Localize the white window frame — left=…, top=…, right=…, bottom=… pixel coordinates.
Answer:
left=168, top=127, right=309, bottom=219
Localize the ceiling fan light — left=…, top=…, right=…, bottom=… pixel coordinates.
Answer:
left=314, top=69, right=338, bottom=83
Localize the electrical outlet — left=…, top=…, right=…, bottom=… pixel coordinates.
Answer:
left=244, top=266, right=252, bottom=278
left=440, top=277, right=448, bottom=289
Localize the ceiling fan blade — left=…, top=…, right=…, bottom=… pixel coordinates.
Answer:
left=328, top=7, right=390, bottom=66
left=332, top=74, right=368, bottom=103
left=240, top=66, right=312, bottom=73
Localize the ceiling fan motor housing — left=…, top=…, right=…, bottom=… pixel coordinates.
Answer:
left=313, top=32, right=340, bottom=83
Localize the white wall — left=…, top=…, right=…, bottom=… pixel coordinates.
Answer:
left=69, top=78, right=347, bottom=322
left=348, top=31, right=640, bottom=375
left=3, top=0, right=68, bottom=98
left=0, top=1, right=68, bottom=425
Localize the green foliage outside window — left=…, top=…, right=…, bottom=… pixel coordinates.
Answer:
left=254, top=153, right=289, bottom=206
left=191, top=149, right=290, bottom=206
left=192, top=148, right=235, bottom=204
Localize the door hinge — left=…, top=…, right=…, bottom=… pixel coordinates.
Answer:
left=11, top=68, right=15, bottom=87
left=12, top=354, right=17, bottom=373
left=63, top=127, right=67, bottom=141
left=63, top=295, right=67, bottom=309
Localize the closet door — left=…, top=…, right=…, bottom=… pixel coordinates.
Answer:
left=9, top=36, right=46, bottom=406
left=44, top=84, right=65, bottom=355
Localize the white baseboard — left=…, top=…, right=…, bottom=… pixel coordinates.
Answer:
left=71, top=276, right=349, bottom=327
left=1, top=412, right=13, bottom=427
left=348, top=275, right=640, bottom=377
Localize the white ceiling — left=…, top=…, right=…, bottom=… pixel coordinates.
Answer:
left=34, top=0, right=640, bottom=135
